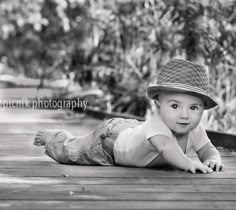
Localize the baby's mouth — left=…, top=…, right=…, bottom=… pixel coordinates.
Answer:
left=177, top=122, right=190, bottom=126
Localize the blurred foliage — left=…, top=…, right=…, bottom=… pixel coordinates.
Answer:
left=0, top=0, right=236, bottom=134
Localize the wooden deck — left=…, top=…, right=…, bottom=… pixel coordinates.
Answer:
left=0, top=108, right=236, bottom=210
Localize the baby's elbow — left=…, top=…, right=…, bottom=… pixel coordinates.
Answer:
left=158, top=140, right=177, bottom=155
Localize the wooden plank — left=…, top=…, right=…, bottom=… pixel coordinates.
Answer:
left=0, top=156, right=235, bottom=166
left=1, top=168, right=236, bottom=178
left=0, top=157, right=235, bottom=165
left=0, top=184, right=235, bottom=193
left=3, top=151, right=235, bottom=162
left=0, top=177, right=235, bottom=185
left=0, top=161, right=235, bottom=177
left=1, top=192, right=236, bottom=201
left=0, top=201, right=235, bottom=210
left=1, top=162, right=236, bottom=169
left=0, top=148, right=234, bottom=158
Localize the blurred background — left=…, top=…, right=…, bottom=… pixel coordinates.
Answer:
left=0, top=0, right=235, bottom=134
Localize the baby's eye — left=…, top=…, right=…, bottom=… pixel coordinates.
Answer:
left=171, top=104, right=178, bottom=109
left=190, top=106, right=198, bottom=110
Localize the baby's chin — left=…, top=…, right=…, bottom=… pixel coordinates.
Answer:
left=172, top=131, right=189, bottom=137
left=171, top=127, right=193, bottom=136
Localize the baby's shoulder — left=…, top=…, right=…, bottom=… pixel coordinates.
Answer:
left=143, top=114, right=172, bottom=138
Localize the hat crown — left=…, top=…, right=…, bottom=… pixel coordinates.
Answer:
left=157, top=59, right=209, bottom=93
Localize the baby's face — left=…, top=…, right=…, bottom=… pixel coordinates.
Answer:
left=156, top=92, right=204, bottom=136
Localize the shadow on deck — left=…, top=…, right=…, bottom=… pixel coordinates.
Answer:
left=0, top=108, right=235, bottom=210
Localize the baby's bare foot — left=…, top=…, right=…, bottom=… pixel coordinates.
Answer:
left=34, top=129, right=59, bottom=146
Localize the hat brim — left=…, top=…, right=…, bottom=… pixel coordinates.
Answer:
left=147, top=86, right=217, bottom=110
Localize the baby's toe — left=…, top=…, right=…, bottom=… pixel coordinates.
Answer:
left=34, top=140, right=45, bottom=146
left=34, top=131, right=46, bottom=146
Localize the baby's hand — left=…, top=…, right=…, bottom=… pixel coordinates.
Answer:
left=187, top=161, right=213, bottom=174
left=203, top=159, right=225, bottom=172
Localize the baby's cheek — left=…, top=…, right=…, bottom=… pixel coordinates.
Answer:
left=192, top=117, right=201, bottom=129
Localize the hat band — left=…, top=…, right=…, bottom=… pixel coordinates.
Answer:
left=157, top=82, right=208, bottom=96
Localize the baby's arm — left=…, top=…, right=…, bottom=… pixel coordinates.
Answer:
left=149, top=135, right=213, bottom=173
left=197, top=142, right=225, bottom=172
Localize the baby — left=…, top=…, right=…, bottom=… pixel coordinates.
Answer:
left=34, top=58, right=224, bottom=173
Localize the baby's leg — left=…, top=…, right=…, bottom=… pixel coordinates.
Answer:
left=32, top=119, right=117, bottom=165
left=33, top=126, right=112, bottom=165
left=34, top=129, right=62, bottom=146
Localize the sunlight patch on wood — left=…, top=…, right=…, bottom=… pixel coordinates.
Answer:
left=0, top=156, right=50, bottom=161
left=0, top=177, right=63, bottom=184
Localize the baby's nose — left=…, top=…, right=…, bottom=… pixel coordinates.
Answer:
left=180, top=108, right=189, bottom=118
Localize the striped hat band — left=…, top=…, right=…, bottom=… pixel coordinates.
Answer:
left=155, top=82, right=208, bottom=96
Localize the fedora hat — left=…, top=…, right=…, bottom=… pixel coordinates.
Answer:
left=147, top=58, right=217, bottom=110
